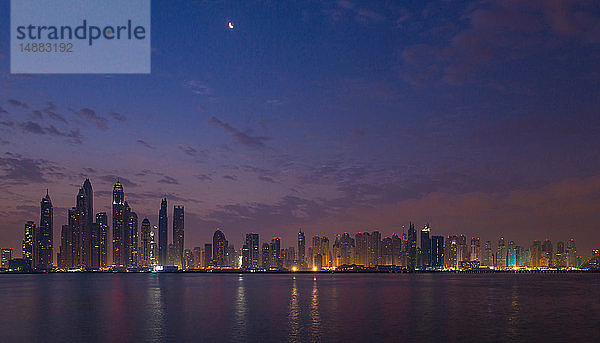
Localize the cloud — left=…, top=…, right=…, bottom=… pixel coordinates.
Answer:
left=70, top=107, right=109, bottom=130
left=223, top=175, right=237, bottom=181
left=207, top=116, right=270, bottom=149
left=259, top=175, right=277, bottom=183
left=0, top=153, right=53, bottom=184
left=179, top=145, right=198, bottom=156
left=7, top=99, right=29, bottom=109
left=157, top=175, right=179, bottom=185
left=399, top=0, right=600, bottom=86
left=46, top=111, right=68, bottom=123
left=136, top=139, right=155, bottom=149
left=331, top=0, right=386, bottom=23
left=19, top=121, right=83, bottom=144
left=0, top=106, right=7, bottom=114
left=183, top=80, right=212, bottom=95
left=109, top=112, right=127, bottom=121
left=196, top=174, right=212, bottom=181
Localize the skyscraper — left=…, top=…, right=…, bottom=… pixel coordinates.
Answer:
left=245, top=233, right=260, bottom=268
left=158, top=198, right=168, bottom=266
left=470, top=236, right=480, bottom=261
left=140, top=218, right=151, bottom=267
left=261, top=243, right=271, bottom=268
left=566, top=238, right=577, bottom=268
left=149, top=229, right=157, bottom=267
left=271, top=237, right=281, bottom=269
left=173, top=205, right=184, bottom=268
left=444, top=235, right=458, bottom=269
left=22, top=221, right=35, bottom=263
left=125, top=208, right=138, bottom=267
left=431, top=235, right=444, bottom=269
left=420, top=225, right=431, bottom=269
left=96, top=212, right=108, bottom=268
left=112, top=182, right=125, bottom=266
left=204, top=243, right=212, bottom=267
left=354, top=232, right=368, bottom=266
left=482, top=241, right=494, bottom=267
left=530, top=240, right=542, bottom=268
left=407, top=222, right=417, bottom=271
left=59, top=224, right=71, bottom=269
left=496, top=238, right=507, bottom=268
left=297, top=229, right=305, bottom=269
left=541, top=239, right=553, bottom=268
left=0, top=249, right=12, bottom=269
left=37, top=190, right=53, bottom=269
left=68, top=207, right=79, bottom=267
left=80, top=179, right=94, bottom=268
left=212, top=229, right=227, bottom=267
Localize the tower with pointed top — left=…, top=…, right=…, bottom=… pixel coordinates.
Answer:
left=158, top=198, right=168, bottom=265
left=112, top=181, right=125, bottom=266
left=37, top=190, right=53, bottom=269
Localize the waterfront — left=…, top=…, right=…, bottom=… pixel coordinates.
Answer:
left=1, top=273, right=599, bottom=342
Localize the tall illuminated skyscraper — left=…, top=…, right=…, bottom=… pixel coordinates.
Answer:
left=22, top=221, right=35, bottom=263
left=420, top=225, right=431, bottom=268
left=271, top=237, right=281, bottom=269
left=124, top=205, right=138, bottom=267
left=173, top=205, right=184, bottom=268
left=58, top=224, right=70, bottom=268
left=37, top=190, right=53, bottom=269
left=297, top=229, right=305, bottom=269
left=470, top=236, right=480, bottom=261
left=566, top=238, right=577, bottom=268
left=496, top=238, right=507, bottom=268
left=158, top=198, right=168, bottom=266
left=407, top=222, right=417, bottom=270
left=96, top=212, right=108, bottom=268
left=140, top=218, right=151, bottom=267
left=80, top=179, right=94, bottom=268
left=213, top=229, right=227, bottom=267
left=112, top=181, right=125, bottom=266
left=245, top=233, right=259, bottom=268
left=431, top=235, right=444, bottom=269
left=482, top=241, right=494, bottom=267
left=354, top=232, right=368, bottom=266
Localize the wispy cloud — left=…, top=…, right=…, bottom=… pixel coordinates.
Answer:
left=157, top=175, right=179, bottom=185
left=136, top=139, right=155, bottom=150
left=19, top=121, right=83, bottom=144
left=207, top=116, right=270, bottom=149
left=183, top=80, right=212, bottom=95
left=7, top=99, right=29, bottom=109
left=69, top=107, right=109, bottom=130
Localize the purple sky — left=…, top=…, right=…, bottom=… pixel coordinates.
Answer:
left=1, top=1, right=600, bottom=260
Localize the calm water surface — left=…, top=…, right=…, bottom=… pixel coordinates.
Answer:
left=0, top=273, right=599, bottom=342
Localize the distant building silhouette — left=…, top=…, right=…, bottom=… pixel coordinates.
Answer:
left=37, top=190, right=53, bottom=269
left=213, top=229, right=228, bottom=267
left=173, top=205, right=184, bottom=268
left=158, top=198, right=168, bottom=266
left=112, top=182, right=125, bottom=266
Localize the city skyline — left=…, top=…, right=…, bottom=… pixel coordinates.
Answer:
left=2, top=1, right=600, bottom=261
left=2, top=178, right=597, bottom=271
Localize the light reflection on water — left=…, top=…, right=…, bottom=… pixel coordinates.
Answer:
left=0, top=273, right=598, bottom=342
left=288, top=277, right=300, bottom=342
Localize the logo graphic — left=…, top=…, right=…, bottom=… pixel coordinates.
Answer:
left=11, top=0, right=151, bottom=74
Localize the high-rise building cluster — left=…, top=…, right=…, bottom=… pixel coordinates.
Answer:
left=2, top=179, right=600, bottom=272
